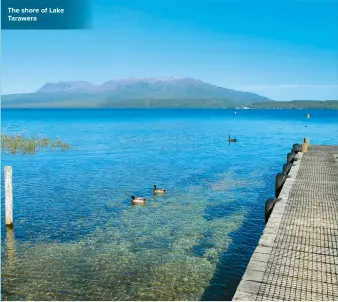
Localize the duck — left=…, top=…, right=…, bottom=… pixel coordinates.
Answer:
left=153, top=185, right=166, bottom=194
left=228, top=134, right=237, bottom=142
left=131, top=196, right=146, bottom=204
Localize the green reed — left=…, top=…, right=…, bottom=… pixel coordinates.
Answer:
left=1, top=134, right=72, bottom=155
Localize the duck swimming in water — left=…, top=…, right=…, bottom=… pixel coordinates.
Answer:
left=153, top=185, right=166, bottom=194
left=228, top=134, right=237, bottom=142
left=131, top=196, right=146, bottom=204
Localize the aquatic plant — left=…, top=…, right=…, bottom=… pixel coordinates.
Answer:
left=1, top=134, right=71, bottom=155
left=1, top=191, right=246, bottom=301
left=0, top=163, right=270, bottom=301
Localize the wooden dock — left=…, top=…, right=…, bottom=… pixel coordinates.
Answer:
left=233, top=144, right=338, bottom=301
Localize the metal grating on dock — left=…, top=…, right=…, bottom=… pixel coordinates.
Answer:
left=233, top=145, right=338, bottom=301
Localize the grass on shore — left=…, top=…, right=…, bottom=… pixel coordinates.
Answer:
left=1, top=134, right=72, bottom=155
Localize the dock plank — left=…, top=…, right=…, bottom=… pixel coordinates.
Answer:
left=233, top=145, right=338, bottom=301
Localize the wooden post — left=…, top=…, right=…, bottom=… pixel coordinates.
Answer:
left=304, top=137, right=310, bottom=145
left=301, top=143, right=308, bottom=153
left=5, top=166, right=13, bottom=227
left=6, top=226, right=16, bottom=263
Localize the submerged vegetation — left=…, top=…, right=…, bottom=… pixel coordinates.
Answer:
left=2, top=188, right=247, bottom=300
left=1, top=134, right=71, bottom=155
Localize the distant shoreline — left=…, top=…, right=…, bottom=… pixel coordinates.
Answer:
left=2, top=107, right=338, bottom=110
left=2, top=98, right=337, bottom=110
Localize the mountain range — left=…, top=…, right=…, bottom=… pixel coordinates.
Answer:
left=2, top=77, right=273, bottom=108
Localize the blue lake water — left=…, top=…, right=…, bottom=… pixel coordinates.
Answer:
left=1, top=109, right=338, bottom=300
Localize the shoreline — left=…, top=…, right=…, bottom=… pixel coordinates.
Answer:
left=2, top=107, right=338, bottom=110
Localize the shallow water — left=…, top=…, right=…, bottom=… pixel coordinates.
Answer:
left=1, top=109, right=338, bottom=300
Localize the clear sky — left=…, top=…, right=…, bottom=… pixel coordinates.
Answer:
left=2, top=0, right=338, bottom=100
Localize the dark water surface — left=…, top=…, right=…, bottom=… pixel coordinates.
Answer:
left=1, top=109, right=337, bottom=300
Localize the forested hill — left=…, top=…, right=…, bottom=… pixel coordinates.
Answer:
left=249, top=100, right=338, bottom=109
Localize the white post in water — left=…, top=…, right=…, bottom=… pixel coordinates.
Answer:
left=6, top=226, right=16, bottom=263
left=304, top=137, right=310, bottom=146
left=5, top=166, right=13, bottom=227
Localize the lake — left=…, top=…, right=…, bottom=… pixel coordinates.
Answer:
left=1, top=109, right=338, bottom=300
